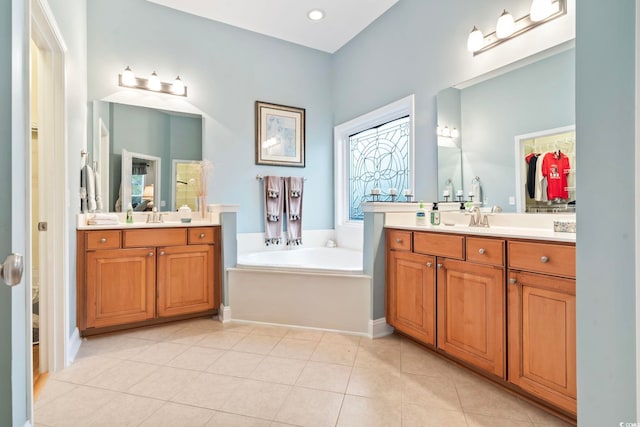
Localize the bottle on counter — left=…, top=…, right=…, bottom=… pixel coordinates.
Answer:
left=430, top=202, right=441, bottom=226
left=416, top=200, right=426, bottom=226
left=126, top=203, right=133, bottom=224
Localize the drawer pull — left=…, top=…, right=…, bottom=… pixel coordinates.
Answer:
left=199, top=233, right=206, bottom=238
left=509, top=278, right=517, bottom=285
left=147, top=252, right=154, bottom=257
left=426, top=262, right=433, bottom=268
left=437, top=263, right=443, bottom=269
left=395, top=238, right=402, bottom=244
left=478, top=248, right=485, bottom=255
left=100, top=238, right=107, bottom=243
left=540, top=256, right=549, bottom=263
left=159, top=251, right=165, bottom=256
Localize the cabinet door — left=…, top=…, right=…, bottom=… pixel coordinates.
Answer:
left=86, top=248, right=156, bottom=329
left=157, top=244, right=215, bottom=317
left=437, top=258, right=505, bottom=378
left=387, top=251, right=436, bottom=345
left=508, top=271, right=576, bottom=414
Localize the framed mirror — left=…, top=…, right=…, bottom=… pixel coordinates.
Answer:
left=120, top=149, right=161, bottom=212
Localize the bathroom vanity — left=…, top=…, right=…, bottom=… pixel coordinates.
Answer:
left=385, top=215, right=576, bottom=418
left=76, top=219, right=221, bottom=336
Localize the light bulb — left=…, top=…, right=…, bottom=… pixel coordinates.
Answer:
left=442, top=126, right=451, bottom=138
left=148, top=71, right=161, bottom=91
left=307, top=9, right=325, bottom=21
left=467, top=26, right=484, bottom=52
left=496, top=10, right=515, bottom=39
left=451, top=128, right=460, bottom=138
left=171, top=76, right=185, bottom=95
left=530, top=0, right=554, bottom=22
left=121, top=66, right=136, bottom=86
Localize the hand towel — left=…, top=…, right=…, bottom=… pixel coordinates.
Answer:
left=87, top=213, right=120, bottom=225
left=81, top=164, right=97, bottom=212
left=285, top=176, right=304, bottom=246
left=264, top=176, right=284, bottom=245
left=94, top=168, right=103, bottom=212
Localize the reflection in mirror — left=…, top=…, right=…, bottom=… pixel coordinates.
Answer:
left=172, top=160, right=203, bottom=211
left=436, top=47, right=575, bottom=211
left=91, top=101, right=202, bottom=212
left=436, top=88, right=462, bottom=201
left=119, top=149, right=161, bottom=212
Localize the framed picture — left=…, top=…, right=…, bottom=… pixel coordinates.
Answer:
left=255, top=101, right=305, bottom=167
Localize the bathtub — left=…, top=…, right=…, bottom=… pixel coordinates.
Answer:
left=228, top=246, right=371, bottom=334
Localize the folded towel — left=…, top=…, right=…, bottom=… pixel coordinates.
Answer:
left=285, top=176, right=304, bottom=246
left=87, top=213, right=120, bottom=226
left=264, top=176, right=283, bottom=245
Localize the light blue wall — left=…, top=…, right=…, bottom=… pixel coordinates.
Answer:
left=87, top=0, right=334, bottom=233
left=576, top=0, right=637, bottom=424
left=460, top=49, right=575, bottom=210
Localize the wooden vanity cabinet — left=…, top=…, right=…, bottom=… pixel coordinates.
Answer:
left=78, top=226, right=220, bottom=335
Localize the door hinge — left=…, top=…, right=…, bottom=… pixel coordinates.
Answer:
left=38, top=222, right=48, bottom=231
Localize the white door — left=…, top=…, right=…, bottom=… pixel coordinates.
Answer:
left=1, top=0, right=31, bottom=425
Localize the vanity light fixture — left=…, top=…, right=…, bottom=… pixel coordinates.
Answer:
left=466, top=0, right=566, bottom=56
left=307, top=9, right=325, bottom=21
left=118, top=66, right=188, bottom=97
left=436, top=125, right=459, bottom=139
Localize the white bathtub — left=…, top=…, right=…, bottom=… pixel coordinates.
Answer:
left=228, top=246, right=371, bottom=334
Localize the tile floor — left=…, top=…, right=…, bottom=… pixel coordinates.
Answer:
left=34, top=318, right=574, bottom=427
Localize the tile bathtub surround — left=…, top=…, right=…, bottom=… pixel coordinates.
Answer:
left=35, top=318, right=574, bottom=427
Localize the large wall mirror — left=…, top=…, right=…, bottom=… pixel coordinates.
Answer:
left=91, top=101, right=203, bottom=212
left=436, top=46, right=575, bottom=212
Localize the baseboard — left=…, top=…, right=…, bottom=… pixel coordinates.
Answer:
left=218, top=304, right=232, bottom=323
left=23, top=420, right=33, bottom=427
left=368, top=318, right=394, bottom=339
left=67, top=327, right=82, bottom=364
left=231, top=318, right=369, bottom=337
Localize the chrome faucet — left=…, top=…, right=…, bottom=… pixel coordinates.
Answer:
left=146, top=207, right=165, bottom=224
left=468, top=206, right=490, bottom=228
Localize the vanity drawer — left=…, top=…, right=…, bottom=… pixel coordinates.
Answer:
left=387, top=230, right=412, bottom=251
left=123, top=228, right=187, bottom=248
left=188, top=227, right=217, bottom=245
left=86, top=230, right=121, bottom=250
left=508, top=241, right=575, bottom=278
left=466, top=237, right=505, bottom=267
left=413, top=232, right=464, bottom=260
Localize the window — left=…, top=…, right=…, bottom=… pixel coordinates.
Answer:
left=334, top=95, right=415, bottom=226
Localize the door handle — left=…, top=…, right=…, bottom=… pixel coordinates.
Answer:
left=1, top=253, right=24, bottom=286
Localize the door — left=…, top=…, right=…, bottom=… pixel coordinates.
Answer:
left=508, top=270, right=576, bottom=414
left=157, top=244, right=215, bottom=317
left=387, top=250, right=436, bottom=346
left=1, top=0, right=30, bottom=425
left=437, top=258, right=506, bottom=378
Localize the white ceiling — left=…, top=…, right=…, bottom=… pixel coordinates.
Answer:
left=145, top=0, right=400, bottom=53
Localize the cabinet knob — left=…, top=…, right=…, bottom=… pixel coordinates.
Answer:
left=199, top=233, right=206, bottom=238
left=159, top=251, right=165, bottom=256
left=509, top=278, right=517, bottom=285
left=478, top=248, right=485, bottom=255
left=540, top=256, right=549, bottom=263
left=426, top=262, right=433, bottom=268
left=147, top=252, right=154, bottom=257
left=437, top=263, right=443, bottom=269
left=395, top=238, right=402, bottom=244
left=100, top=238, right=107, bottom=243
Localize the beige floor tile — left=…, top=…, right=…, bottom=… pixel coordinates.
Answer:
left=403, top=373, right=462, bottom=411
left=269, top=423, right=299, bottom=427
left=250, top=324, right=291, bottom=338
left=35, top=385, right=119, bottom=426
left=34, top=379, right=77, bottom=409
left=284, top=328, right=324, bottom=342
left=77, top=335, right=152, bottom=360
left=121, top=322, right=186, bottom=341
left=206, top=412, right=271, bottom=426
left=249, top=356, right=307, bottom=385
left=171, top=372, right=244, bottom=410
left=465, top=413, right=534, bottom=427
left=295, top=361, right=352, bottom=393
left=274, top=386, right=344, bottom=427
left=127, top=365, right=201, bottom=400
left=139, top=402, right=216, bottom=427
left=457, top=379, right=533, bottom=421
left=166, top=345, right=225, bottom=371
left=84, top=359, right=159, bottom=392
left=221, top=322, right=256, bottom=334
left=346, top=365, right=403, bottom=401
left=359, top=334, right=402, bottom=349
left=207, top=351, right=265, bottom=377
left=197, top=331, right=247, bottom=350
left=310, top=341, right=358, bottom=366
left=50, top=355, right=120, bottom=385
left=221, top=379, right=292, bottom=420
left=164, top=326, right=214, bottom=345
left=129, top=341, right=190, bottom=365
left=178, top=317, right=225, bottom=331
left=269, top=338, right=318, bottom=360
left=83, top=393, right=164, bottom=426
left=233, top=334, right=282, bottom=355
left=402, top=403, right=468, bottom=427
left=320, top=332, right=362, bottom=345
left=523, top=404, right=575, bottom=426
left=337, top=395, right=401, bottom=427
left=400, top=347, right=457, bottom=378
left=355, top=345, right=401, bottom=370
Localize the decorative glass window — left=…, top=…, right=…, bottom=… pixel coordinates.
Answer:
left=348, top=116, right=411, bottom=220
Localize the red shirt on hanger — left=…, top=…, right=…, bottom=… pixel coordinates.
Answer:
left=541, top=151, right=570, bottom=200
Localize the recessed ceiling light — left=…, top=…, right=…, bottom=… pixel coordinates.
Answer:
left=307, top=9, right=325, bottom=21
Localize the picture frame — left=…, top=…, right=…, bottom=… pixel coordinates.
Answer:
left=255, top=101, right=305, bottom=167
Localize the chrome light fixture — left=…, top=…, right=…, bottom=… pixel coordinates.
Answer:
left=118, top=66, right=188, bottom=97
left=466, top=0, right=566, bottom=56
left=437, top=125, right=459, bottom=139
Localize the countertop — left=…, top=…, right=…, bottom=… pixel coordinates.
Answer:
left=77, top=220, right=220, bottom=231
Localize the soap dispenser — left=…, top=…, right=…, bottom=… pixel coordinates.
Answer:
left=430, top=202, right=441, bottom=226
left=126, top=203, right=133, bottom=224
left=416, top=201, right=426, bottom=226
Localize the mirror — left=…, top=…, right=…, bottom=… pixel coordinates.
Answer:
left=119, top=149, right=161, bottom=212
left=436, top=47, right=575, bottom=211
left=91, top=101, right=203, bottom=212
